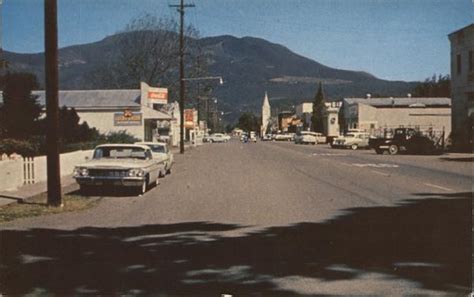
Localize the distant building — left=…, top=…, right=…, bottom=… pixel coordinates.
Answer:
left=448, top=24, right=474, bottom=151
left=278, top=111, right=302, bottom=133
left=261, top=92, right=271, bottom=135
left=295, top=101, right=341, bottom=137
left=323, top=101, right=342, bottom=138
left=342, top=96, right=451, bottom=137
left=295, top=102, right=313, bottom=129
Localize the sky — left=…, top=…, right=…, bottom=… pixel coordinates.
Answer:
left=1, top=0, right=473, bottom=82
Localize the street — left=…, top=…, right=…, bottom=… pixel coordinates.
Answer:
left=0, top=140, right=471, bottom=296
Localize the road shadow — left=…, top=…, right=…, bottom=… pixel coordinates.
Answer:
left=0, top=192, right=471, bottom=296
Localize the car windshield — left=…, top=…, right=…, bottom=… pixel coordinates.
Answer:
left=93, top=147, right=147, bottom=160
left=148, top=145, right=166, bottom=153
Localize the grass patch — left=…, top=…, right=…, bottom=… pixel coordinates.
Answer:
left=0, top=192, right=100, bottom=223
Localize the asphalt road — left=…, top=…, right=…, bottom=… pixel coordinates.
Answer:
left=0, top=140, right=472, bottom=296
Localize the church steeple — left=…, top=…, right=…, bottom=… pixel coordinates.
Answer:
left=261, top=91, right=271, bottom=136
left=262, top=91, right=270, bottom=108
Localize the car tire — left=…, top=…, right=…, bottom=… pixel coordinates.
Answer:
left=209, top=139, right=214, bottom=143
left=388, top=144, right=399, bottom=155
left=166, top=168, right=171, bottom=175
left=139, top=177, right=148, bottom=195
left=351, top=144, right=358, bottom=150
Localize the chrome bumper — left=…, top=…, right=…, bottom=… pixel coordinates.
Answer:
left=74, top=176, right=145, bottom=187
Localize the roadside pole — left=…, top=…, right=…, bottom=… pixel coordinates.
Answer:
left=44, top=0, right=62, bottom=207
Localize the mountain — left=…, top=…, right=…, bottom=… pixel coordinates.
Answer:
left=3, top=33, right=418, bottom=120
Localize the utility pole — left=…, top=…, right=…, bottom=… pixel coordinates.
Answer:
left=44, top=0, right=62, bottom=207
left=170, top=0, right=194, bottom=154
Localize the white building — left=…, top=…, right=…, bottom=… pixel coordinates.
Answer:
left=342, top=96, right=451, bottom=137
left=33, top=85, right=179, bottom=144
left=295, top=101, right=341, bottom=137
left=261, top=92, right=271, bottom=135
left=448, top=23, right=474, bottom=151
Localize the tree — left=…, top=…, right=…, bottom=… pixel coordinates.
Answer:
left=412, top=74, right=450, bottom=97
left=311, top=82, right=325, bottom=133
left=0, top=73, right=42, bottom=139
left=238, top=112, right=260, bottom=133
left=90, top=14, right=205, bottom=97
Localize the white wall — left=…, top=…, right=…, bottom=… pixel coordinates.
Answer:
left=0, top=160, right=24, bottom=191
left=0, top=150, right=93, bottom=192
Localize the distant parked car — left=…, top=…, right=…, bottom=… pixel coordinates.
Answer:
left=73, top=144, right=163, bottom=195
left=370, top=128, right=443, bottom=155
left=294, top=131, right=327, bottom=144
left=274, top=133, right=294, bottom=141
left=249, top=131, right=257, bottom=142
left=331, top=132, right=370, bottom=150
left=135, top=142, right=174, bottom=176
left=208, top=133, right=229, bottom=143
left=222, top=134, right=232, bottom=141
left=262, top=134, right=273, bottom=141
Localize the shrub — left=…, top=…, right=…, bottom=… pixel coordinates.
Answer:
left=105, top=130, right=140, bottom=144
left=0, top=139, right=41, bottom=156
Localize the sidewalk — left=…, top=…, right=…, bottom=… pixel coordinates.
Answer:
left=439, top=152, right=474, bottom=162
left=0, top=176, right=78, bottom=207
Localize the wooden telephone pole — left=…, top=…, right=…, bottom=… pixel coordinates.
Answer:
left=170, top=0, right=194, bottom=154
left=44, top=0, right=62, bottom=207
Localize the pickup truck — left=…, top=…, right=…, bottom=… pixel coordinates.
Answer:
left=370, top=128, right=443, bottom=155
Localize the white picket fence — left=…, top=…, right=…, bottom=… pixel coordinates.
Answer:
left=0, top=150, right=92, bottom=191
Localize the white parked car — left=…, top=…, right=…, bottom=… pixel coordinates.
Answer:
left=274, top=133, right=294, bottom=141
left=331, top=132, right=370, bottom=150
left=208, top=133, right=229, bottom=143
left=294, top=131, right=327, bottom=144
left=135, top=142, right=174, bottom=176
left=73, top=144, right=164, bottom=195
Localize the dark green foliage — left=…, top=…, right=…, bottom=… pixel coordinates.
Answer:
left=412, top=74, right=450, bottom=97
left=238, top=112, right=260, bottom=133
left=311, top=82, right=325, bottom=133
left=0, top=139, right=41, bottom=156
left=0, top=73, right=42, bottom=139
left=105, top=130, right=140, bottom=144
left=225, top=124, right=234, bottom=133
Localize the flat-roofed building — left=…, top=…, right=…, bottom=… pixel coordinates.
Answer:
left=448, top=23, right=474, bottom=151
left=342, top=96, right=451, bottom=137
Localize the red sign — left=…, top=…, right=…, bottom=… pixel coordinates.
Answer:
left=147, top=87, right=168, bottom=104
left=184, top=109, right=196, bottom=129
left=148, top=91, right=167, bottom=100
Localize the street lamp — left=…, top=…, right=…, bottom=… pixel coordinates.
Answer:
left=179, top=76, right=224, bottom=153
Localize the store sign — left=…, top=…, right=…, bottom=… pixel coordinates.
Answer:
left=147, top=87, right=168, bottom=105
left=184, top=109, right=196, bottom=129
left=114, top=110, right=142, bottom=126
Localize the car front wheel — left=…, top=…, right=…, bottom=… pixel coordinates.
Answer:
left=388, top=144, right=399, bottom=155
left=351, top=144, right=358, bottom=150
left=139, top=177, right=148, bottom=195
